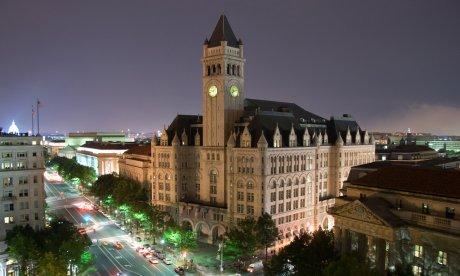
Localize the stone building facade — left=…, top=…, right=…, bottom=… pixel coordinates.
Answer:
left=149, top=15, right=375, bottom=249
left=118, top=144, right=152, bottom=193
left=329, top=165, right=460, bottom=275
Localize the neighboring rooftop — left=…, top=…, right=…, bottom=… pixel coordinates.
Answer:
left=378, top=144, right=435, bottom=153
left=350, top=166, right=460, bottom=199
left=78, top=141, right=137, bottom=150
left=68, top=132, right=126, bottom=137
left=124, top=144, right=151, bottom=156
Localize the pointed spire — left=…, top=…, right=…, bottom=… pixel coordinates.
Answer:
left=151, top=133, right=158, bottom=146
left=273, top=123, right=282, bottom=147
left=257, top=130, right=268, bottom=148
left=315, top=131, right=322, bottom=146
left=181, top=129, right=188, bottom=146
left=336, top=131, right=344, bottom=146
left=194, top=130, right=201, bottom=146
left=289, top=124, right=297, bottom=147
left=355, top=130, right=361, bottom=145
left=345, top=126, right=351, bottom=145
left=323, top=131, right=328, bottom=144
left=172, top=132, right=180, bottom=146
left=240, top=125, right=252, bottom=148
left=369, top=134, right=375, bottom=145
left=303, top=128, right=310, bottom=147
left=363, top=131, right=370, bottom=145
left=208, top=14, right=239, bottom=48
left=227, top=131, right=236, bottom=147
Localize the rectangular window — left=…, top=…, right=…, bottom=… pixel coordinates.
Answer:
left=246, top=205, right=254, bottom=215
left=237, top=191, right=244, bottom=201
left=270, top=205, right=276, bottom=214
left=270, top=192, right=276, bottom=202
left=446, top=207, right=455, bottom=219
left=210, top=197, right=217, bottom=204
left=237, top=204, right=244, bottom=214
left=437, top=251, right=447, bottom=265
left=278, top=191, right=284, bottom=200
left=414, top=245, right=423, bottom=258
left=4, top=216, right=14, bottom=224
left=19, top=176, right=28, bottom=185
left=422, top=203, right=429, bottom=214
left=278, top=203, right=284, bottom=213
left=247, top=193, right=254, bottom=202
left=3, top=177, right=13, bottom=187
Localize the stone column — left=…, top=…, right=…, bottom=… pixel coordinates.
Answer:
left=341, top=229, right=350, bottom=254
left=357, top=233, right=369, bottom=261
left=333, top=226, right=342, bottom=252
left=374, top=238, right=386, bottom=273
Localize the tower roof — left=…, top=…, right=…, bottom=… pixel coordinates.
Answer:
left=208, top=14, right=240, bottom=48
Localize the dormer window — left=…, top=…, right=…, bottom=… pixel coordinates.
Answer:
left=274, top=139, right=281, bottom=148
left=446, top=207, right=455, bottom=219
left=422, top=203, right=430, bottom=214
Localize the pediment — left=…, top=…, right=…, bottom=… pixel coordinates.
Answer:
left=334, top=200, right=387, bottom=226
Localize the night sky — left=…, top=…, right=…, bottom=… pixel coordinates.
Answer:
left=1, top=1, right=459, bottom=135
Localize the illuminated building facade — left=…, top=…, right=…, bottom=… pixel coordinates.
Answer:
left=75, top=141, right=137, bottom=176
left=330, top=165, right=460, bottom=275
left=150, top=15, right=375, bottom=250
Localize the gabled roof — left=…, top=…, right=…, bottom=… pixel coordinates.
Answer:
left=207, top=14, right=240, bottom=48
left=350, top=166, right=460, bottom=199
left=166, top=115, right=203, bottom=146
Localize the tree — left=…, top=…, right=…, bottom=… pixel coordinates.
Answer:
left=255, top=213, right=278, bottom=261
left=264, top=229, right=335, bottom=276
left=37, top=252, right=67, bottom=276
left=223, top=217, right=259, bottom=263
left=6, top=225, right=39, bottom=274
left=163, top=226, right=197, bottom=252
left=324, top=253, right=376, bottom=276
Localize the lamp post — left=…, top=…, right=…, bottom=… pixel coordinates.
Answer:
left=160, top=239, right=165, bottom=254
left=219, top=241, right=224, bottom=272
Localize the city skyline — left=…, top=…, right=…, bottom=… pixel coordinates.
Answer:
left=1, top=1, right=459, bottom=135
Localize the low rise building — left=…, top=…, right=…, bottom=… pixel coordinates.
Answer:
left=118, top=144, right=152, bottom=192
left=329, top=165, right=460, bottom=275
left=75, top=141, right=137, bottom=176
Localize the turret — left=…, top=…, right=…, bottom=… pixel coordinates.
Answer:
left=240, top=126, right=252, bottom=148
left=181, top=129, right=188, bottom=146
left=273, top=123, right=282, bottom=148
left=335, top=132, right=344, bottom=146
left=289, top=124, right=297, bottom=147
left=194, top=130, right=201, bottom=146
left=172, top=132, right=180, bottom=146
left=257, top=131, right=268, bottom=148
left=345, top=127, right=352, bottom=145
left=151, top=133, right=158, bottom=146
left=363, top=131, right=370, bottom=145
left=227, top=131, right=236, bottom=148
left=303, top=128, right=310, bottom=147
left=369, top=135, right=375, bottom=145
left=160, top=128, right=169, bottom=146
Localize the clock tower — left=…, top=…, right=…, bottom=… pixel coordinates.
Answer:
left=202, top=15, right=245, bottom=147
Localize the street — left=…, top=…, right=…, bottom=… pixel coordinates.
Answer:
left=45, top=180, right=177, bottom=276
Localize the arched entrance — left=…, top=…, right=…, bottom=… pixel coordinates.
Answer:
left=181, top=220, right=193, bottom=231
left=195, top=222, right=210, bottom=243
left=211, top=225, right=226, bottom=244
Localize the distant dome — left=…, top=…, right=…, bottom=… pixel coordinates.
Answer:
left=8, top=120, right=19, bottom=134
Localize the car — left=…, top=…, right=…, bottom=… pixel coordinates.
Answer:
left=149, top=258, right=159, bottom=265
left=156, top=253, right=165, bottom=260
left=135, top=247, right=144, bottom=253
left=102, top=240, right=109, bottom=246
left=163, top=258, right=172, bottom=265
left=247, top=261, right=263, bottom=273
left=77, top=228, right=86, bottom=235
left=113, top=242, right=123, bottom=250
left=143, top=253, right=153, bottom=259
left=174, top=267, right=185, bottom=275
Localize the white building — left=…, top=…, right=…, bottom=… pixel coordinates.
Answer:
left=0, top=132, right=45, bottom=275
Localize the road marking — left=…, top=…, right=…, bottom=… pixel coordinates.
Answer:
left=100, top=244, right=143, bottom=276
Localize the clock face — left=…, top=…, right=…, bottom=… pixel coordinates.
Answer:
left=208, top=85, right=218, bottom=97
left=230, top=85, right=239, bottom=97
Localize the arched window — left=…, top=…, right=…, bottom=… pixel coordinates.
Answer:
left=210, top=170, right=217, bottom=184
left=301, top=177, right=306, bottom=184
left=271, top=181, right=276, bottom=189
left=237, top=181, right=243, bottom=189
left=237, top=65, right=240, bottom=76
left=295, top=178, right=299, bottom=185
left=247, top=181, right=254, bottom=189
left=217, top=64, right=221, bottom=74
left=212, top=65, right=216, bottom=74
left=232, top=65, right=236, bottom=75
left=207, top=66, right=211, bottom=76
left=287, top=179, right=292, bottom=186
left=279, top=180, right=284, bottom=188
left=227, top=64, right=231, bottom=74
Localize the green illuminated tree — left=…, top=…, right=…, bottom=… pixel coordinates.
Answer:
left=163, top=226, right=197, bottom=252
left=37, top=252, right=67, bottom=276
left=223, top=217, right=258, bottom=263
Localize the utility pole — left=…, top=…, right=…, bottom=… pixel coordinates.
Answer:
left=219, top=241, right=224, bottom=272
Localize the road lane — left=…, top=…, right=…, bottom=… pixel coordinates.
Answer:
left=46, top=181, right=177, bottom=276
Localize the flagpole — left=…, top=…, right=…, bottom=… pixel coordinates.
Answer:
left=36, top=99, right=40, bottom=135
left=31, top=106, right=35, bottom=136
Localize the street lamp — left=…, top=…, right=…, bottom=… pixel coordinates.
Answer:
left=218, top=241, right=224, bottom=272
left=160, top=239, right=165, bottom=254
